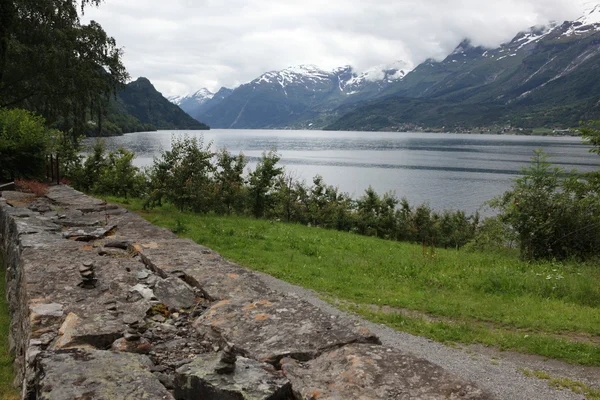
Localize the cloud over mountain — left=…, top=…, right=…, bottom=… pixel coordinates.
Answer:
left=83, top=0, right=589, bottom=97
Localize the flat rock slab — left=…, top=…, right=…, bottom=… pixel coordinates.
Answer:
left=135, top=239, right=274, bottom=300
left=154, top=276, right=198, bottom=310
left=193, top=295, right=379, bottom=365
left=45, top=186, right=109, bottom=212
left=63, top=224, right=118, bottom=241
left=1, top=190, right=35, bottom=205
left=36, top=349, right=174, bottom=399
left=281, top=344, right=491, bottom=400
left=175, top=352, right=293, bottom=400
left=21, top=242, right=153, bottom=348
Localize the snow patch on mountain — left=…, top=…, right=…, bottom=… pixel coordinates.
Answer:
left=247, top=62, right=412, bottom=97
left=192, top=88, right=215, bottom=100
left=168, top=88, right=214, bottom=106
left=340, top=61, right=412, bottom=94
left=514, top=24, right=555, bottom=50
left=168, top=95, right=184, bottom=105
left=255, top=65, right=332, bottom=88
left=563, top=4, right=600, bottom=37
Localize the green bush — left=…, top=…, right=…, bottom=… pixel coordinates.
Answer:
left=137, top=135, right=482, bottom=249
left=464, top=216, right=516, bottom=253
left=248, top=150, right=283, bottom=218
left=0, top=108, right=57, bottom=182
left=94, top=148, right=146, bottom=198
left=491, top=150, right=600, bottom=260
left=145, top=135, right=215, bottom=212
left=66, top=139, right=146, bottom=199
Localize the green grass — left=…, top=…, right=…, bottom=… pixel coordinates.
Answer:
left=0, top=253, right=18, bottom=399
left=115, top=198, right=600, bottom=366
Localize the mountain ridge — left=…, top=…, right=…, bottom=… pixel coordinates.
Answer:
left=171, top=62, right=412, bottom=129
left=97, top=77, right=210, bottom=136
left=326, top=5, right=600, bottom=132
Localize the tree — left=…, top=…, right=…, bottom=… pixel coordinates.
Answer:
left=214, top=148, right=247, bottom=215
left=580, top=120, right=600, bottom=155
left=248, top=150, right=283, bottom=218
left=146, top=136, right=215, bottom=212
left=0, top=0, right=127, bottom=140
left=491, top=150, right=600, bottom=260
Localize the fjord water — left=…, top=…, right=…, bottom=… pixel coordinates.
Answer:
left=92, top=130, right=600, bottom=214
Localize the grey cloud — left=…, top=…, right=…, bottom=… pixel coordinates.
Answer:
left=83, top=0, right=588, bottom=96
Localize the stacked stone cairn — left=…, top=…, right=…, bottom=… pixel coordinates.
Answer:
left=214, top=343, right=237, bottom=374
left=78, top=260, right=97, bottom=288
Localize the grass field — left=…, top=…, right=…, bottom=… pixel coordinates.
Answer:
left=0, top=253, right=18, bottom=399
left=113, top=198, right=600, bottom=366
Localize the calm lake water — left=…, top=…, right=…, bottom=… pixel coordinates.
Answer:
left=87, top=130, right=600, bottom=215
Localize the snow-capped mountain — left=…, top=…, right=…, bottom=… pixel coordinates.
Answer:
left=168, top=88, right=214, bottom=107
left=328, top=5, right=600, bottom=131
left=169, top=87, right=233, bottom=122
left=562, top=3, right=600, bottom=37
left=246, top=63, right=411, bottom=96
left=182, top=62, right=412, bottom=128
left=176, top=5, right=600, bottom=131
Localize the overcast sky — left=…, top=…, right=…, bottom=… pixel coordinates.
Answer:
left=82, top=0, right=592, bottom=97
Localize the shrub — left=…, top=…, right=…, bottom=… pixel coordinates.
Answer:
left=0, top=108, right=57, bottom=182
left=248, top=149, right=283, bottom=218
left=146, top=135, right=215, bottom=212
left=14, top=179, right=49, bottom=197
left=93, top=148, right=147, bottom=198
left=491, top=150, right=600, bottom=260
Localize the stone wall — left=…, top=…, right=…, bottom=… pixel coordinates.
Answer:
left=0, top=186, right=491, bottom=399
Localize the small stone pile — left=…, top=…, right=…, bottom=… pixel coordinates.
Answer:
left=215, top=344, right=237, bottom=374
left=112, top=320, right=152, bottom=355
left=78, top=260, right=97, bottom=288
left=125, top=320, right=143, bottom=342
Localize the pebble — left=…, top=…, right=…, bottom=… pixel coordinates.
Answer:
left=137, top=270, right=150, bottom=280
left=124, top=332, right=140, bottom=341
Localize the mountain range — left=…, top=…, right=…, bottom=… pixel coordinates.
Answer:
left=169, top=62, right=410, bottom=129
left=171, top=5, right=600, bottom=132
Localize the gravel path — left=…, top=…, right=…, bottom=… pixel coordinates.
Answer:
left=256, top=271, right=600, bottom=400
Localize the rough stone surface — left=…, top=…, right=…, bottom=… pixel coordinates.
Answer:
left=1, top=190, right=34, bottom=206
left=194, top=295, right=380, bottom=365
left=281, top=344, right=489, bottom=399
left=0, top=185, right=490, bottom=399
left=37, top=349, right=174, bottom=399
left=174, top=352, right=293, bottom=400
left=154, top=276, right=198, bottom=310
left=134, top=239, right=272, bottom=301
